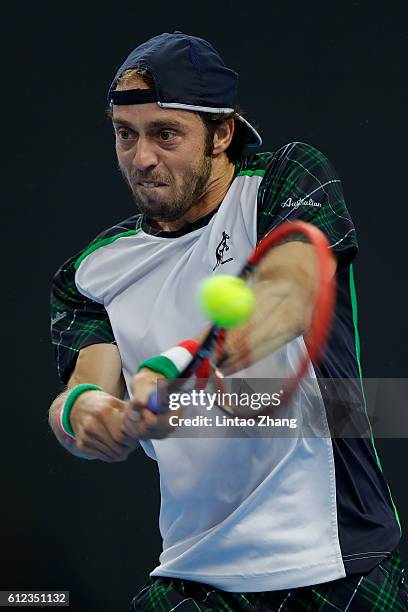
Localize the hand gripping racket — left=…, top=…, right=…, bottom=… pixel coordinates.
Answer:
left=147, top=220, right=336, bottom=416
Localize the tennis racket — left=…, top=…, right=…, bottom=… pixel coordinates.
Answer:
left=147, top=220, right=336, bottom=417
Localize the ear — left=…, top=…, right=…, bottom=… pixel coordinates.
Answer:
left=212, top=118, right=235, bottom=156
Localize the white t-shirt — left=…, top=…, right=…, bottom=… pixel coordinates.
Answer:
left=51, top=143, right=400, bottom=591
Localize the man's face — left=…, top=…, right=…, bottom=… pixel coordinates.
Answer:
left=112, top=87, right=213, bottom=222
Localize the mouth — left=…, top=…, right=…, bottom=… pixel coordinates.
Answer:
left=136, top=181, right=167, bottom=189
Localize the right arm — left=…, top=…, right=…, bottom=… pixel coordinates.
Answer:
left=50, top=249, right=209, bottom=451
left=50, top=239, right=143, bottom=461
left=48, top=343, right=138, bottom=462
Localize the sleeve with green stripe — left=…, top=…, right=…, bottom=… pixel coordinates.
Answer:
left=51, top=214, right=142, bottom=383
left=50, top=251, right=117, bottom=385
left=50, top=214, right=143, bottom=384
left=257, top=142, right=358, bottom=266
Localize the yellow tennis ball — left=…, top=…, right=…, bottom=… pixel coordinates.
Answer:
left=197, top=275, right=255, bottom=328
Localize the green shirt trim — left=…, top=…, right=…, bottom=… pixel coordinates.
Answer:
left=235, top=169, right=266, bottom=178
left=349, top=264, right=401, bottom=533
left=74, top=229, right=142, bottom=270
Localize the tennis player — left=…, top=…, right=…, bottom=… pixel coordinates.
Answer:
left=49, top=33, right=407, bottom=611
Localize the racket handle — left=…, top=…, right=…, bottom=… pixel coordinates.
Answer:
left=147, top=388, right=169, bottom=414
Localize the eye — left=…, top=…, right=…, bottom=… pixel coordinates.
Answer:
left=117, top=128, right=131, bottom=140
left=159, top=130, right=176, bottom=142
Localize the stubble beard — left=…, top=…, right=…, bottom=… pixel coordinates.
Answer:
left=120, top=152, right=212, bottom=223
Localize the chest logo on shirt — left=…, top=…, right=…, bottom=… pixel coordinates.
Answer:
left=213, top=231, right=233, bottom=271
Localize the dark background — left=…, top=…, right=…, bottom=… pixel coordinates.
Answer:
left=2, top=1, right=408, bottom=610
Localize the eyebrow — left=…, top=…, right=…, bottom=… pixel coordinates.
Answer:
left=112, top=117, right=188, bottom=132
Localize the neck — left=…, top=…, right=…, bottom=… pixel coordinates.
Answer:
left=150, top=157, right=236, bottom=233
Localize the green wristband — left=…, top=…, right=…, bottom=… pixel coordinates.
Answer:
left=136, top=355, right=179, bottom=379
left=61, top=383, right=103, bottom=439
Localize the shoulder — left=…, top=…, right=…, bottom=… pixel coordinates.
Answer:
left=86, top=213, right=143, bottom=243
left=73, top=214, right=143, bottom=271
left=234, top=151, right=276, bottom=176
left=52, top=213, right=143, bottom=290
left=269, top=141, right=338, bottom=175
left=59, top=213, right=142, bottom=268
left=235, top=142, right=336, bottom=181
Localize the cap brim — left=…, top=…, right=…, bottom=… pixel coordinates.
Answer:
left=157, top=101, right=262, bottom=148
left=235, top=114, right=262, bottom=148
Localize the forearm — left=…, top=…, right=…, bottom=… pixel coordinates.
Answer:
left=48, top=344, right=127, bottom=457
left=221, top=277, right=312, bottom=374
left=220, top=243, right=318, bottom=374
left=70, top=344, right=126, bottom=398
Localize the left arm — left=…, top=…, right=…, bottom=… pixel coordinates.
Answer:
left=220, top=239, right=337, bottom=375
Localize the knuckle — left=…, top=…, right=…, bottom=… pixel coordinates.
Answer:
left=81, top=424, right=93, bottom=437
left=112, top=429, right=127, bottom=444
left=82, top=417, right=96, bottom=436
left=94, top=403, right=108, bottom=417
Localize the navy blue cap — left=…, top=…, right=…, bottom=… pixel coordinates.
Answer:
left=108, top=32, right=262, bottom=148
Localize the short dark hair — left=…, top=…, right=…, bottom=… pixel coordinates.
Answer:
left=199, top=110, right=249, bottom=163
left=108, top=67, right=253, bottom=163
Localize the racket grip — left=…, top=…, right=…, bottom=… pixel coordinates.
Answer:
left=147, top=388, right=169, bottom=414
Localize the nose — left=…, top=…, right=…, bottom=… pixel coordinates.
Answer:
left=132, top=137, right=159, bottom=173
